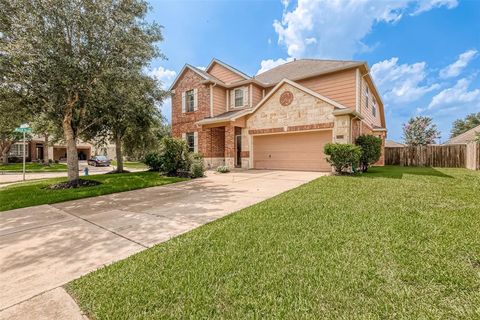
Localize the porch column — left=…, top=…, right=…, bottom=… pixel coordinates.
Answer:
left=224, top=125, right=235, bottom=168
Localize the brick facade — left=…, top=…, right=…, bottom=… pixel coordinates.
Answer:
left=171, top=63, right=386, bottom=170
left=171, top=68, right=212, bottom=156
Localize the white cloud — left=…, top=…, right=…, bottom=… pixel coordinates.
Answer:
left=371, top=57, right=440, bottom=103
left=411, top=0, right=458, bottom=15
left=148, top=66, right=177, bottom=89
left=273, top=0, right=458, bottom=59
left=196, top=66, right=206, bottom=71
left=256, top=57, right=294, bottom=74
left=428, top=78, right=480, bottom=109
left=439, top=49, right=478, bottom=79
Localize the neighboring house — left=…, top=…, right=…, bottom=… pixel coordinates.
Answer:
left=8, top=136, right=93, bottom=162
left=8, top=136, right=118, bottom=162
left=170, top=58, right=387, bottom=171
left=444, top=124, right=480, bottom=144
left=385, top=140, right=405, bottom=148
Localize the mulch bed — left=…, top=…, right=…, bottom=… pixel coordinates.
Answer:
left=44, top=179, right=102, bottom=190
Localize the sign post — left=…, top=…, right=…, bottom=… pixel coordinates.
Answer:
left=14, top=124, right=32, bottom=181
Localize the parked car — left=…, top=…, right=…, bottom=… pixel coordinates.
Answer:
left=87, top=155, right=111, bottom=167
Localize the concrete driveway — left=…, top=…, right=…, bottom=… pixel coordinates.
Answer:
left=0, top=170, right=325, bottom=317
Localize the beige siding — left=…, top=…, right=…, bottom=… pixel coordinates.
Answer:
left=251, top=84, right=264, bottom=106
left=212, top=85, right=227, bottom=116
left=359, top=77, right=382, bottom=129
left=297, top=69, right=357, bottom=109
left=208, top=63, right=245, bottom=84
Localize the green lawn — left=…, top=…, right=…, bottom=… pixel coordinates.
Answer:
left=67, top=166, right=480, bottom=319
left=0, top=172, right=185, bottom=211
left=0, top=162, right=67, bottom=172
left=111, top=160, right=148, bottom=170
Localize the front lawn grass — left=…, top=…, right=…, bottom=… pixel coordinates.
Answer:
left=0, top=172, right=185, bottom=211
left=0, top=162, right=67, bottom=172
left=111, top=160, right=148, bottom=170
left=67, top=166, right=480, bottom=319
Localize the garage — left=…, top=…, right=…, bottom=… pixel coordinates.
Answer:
left=253, top=130, right=332, bottom=171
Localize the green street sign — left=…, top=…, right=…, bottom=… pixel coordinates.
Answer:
left=14, top=125, right=32, bottom=133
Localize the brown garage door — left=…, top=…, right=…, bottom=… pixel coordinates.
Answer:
left=253, top=131, right=332, bottom=171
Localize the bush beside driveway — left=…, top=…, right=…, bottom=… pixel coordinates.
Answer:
left=67, top=166, right=480, bottom=319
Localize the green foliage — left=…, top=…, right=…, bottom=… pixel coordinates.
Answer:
left=355, top=134, right=382, bottom=172
left=1, top=0, right=163, bottom=179
left=450, top=112, right=480, bottom=138
left=403, top=116, right=440, bottom=146
left=144, top=152, right=163, bottom=172
left=158, top=137, right=189, bottom=176
left=216, top=166, right=230, bottom=173
left=189, top=153, right=205, bottom=178
left=324, top=143, right=362, bottom=173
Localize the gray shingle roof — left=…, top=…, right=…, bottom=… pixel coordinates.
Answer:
left=444, top=124, right=480, bottom=144
left=254, top=59, right=364, bottom=85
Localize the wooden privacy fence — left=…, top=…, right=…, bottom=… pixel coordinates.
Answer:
left=385, top=144, right=480, bottom=169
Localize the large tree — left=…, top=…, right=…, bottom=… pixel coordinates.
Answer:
left=1, top=0, right=162, bottom=183
left=87, top=71, right=166, bottom=172
left=450, top=112, right=480, bottom=138
left=403, top=116, right=441, bottom=146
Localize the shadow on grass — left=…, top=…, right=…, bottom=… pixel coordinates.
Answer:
left=356, top=165, right=454, bottom=179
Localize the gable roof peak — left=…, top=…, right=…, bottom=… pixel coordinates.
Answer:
left=206, top=58, right=251, bottom=80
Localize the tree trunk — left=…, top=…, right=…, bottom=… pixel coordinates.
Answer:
left=1, top=150, right=8, bottom=165
left=115, top=135, right=124, bottom=173
left=63, top=115, right=79, bottom=182
left=1, top=141, right=14, bottom=165
left=43, top=134, right=49, bottom=164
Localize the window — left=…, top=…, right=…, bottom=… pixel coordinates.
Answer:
left=9, top=143, right=29, bottom=157
left=372, top=96, right=377, bottom=117
left=234, top=89, right=244, bottom=107
left=365, top=85, right=369, bottom=108
left=186, top=132, right=195, bottom=152
left=186, top=89, right=195, bottom=112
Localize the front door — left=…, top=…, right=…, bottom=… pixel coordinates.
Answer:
left=235, top=135, right=242, bottom=167
left=36, top=144, right=44, bottom=161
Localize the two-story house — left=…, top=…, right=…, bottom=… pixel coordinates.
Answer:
left=170, top=58, right=386, bottom=171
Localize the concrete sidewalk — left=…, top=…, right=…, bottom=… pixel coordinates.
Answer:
left=0, top=170, right=325, bottom=318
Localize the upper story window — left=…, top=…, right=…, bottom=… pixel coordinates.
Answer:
left=365, top=85, right=369, bottom=109
left=234, top=89, right=244, bottom=107
left=185, top=89, right=195, bottom=112
left=372, top=96, right=377, bottom=117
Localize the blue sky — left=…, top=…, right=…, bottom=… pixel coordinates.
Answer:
left=147, top=0, right=480, bottom=142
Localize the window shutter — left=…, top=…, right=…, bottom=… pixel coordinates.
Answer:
left=182, top=133, right=186, bottom=141
left=243, top=87, right=249, bottom=106
left=194, top=132, right=198, bottom=153
left=193, top=88, right=198, bottom=111
left=230, top=90, right=235, bottom=108
left=182, top=92, right=186, bottom=113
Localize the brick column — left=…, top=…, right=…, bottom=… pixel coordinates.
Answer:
left=224, top=125, right=235, bottom=168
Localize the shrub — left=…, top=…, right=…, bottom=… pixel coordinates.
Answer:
left=145, top=137, right=190, bottom=176
left=159, top=137, right=190, bottom=176
left=145, top=151, right=163, bottom=171
left=355, top=134, right=382, bottom=172
left=323, top=143, right=362, bottom=174
left=216, top=165, right=230, bottom=173
left=189, top=153, right=205, bottom=178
